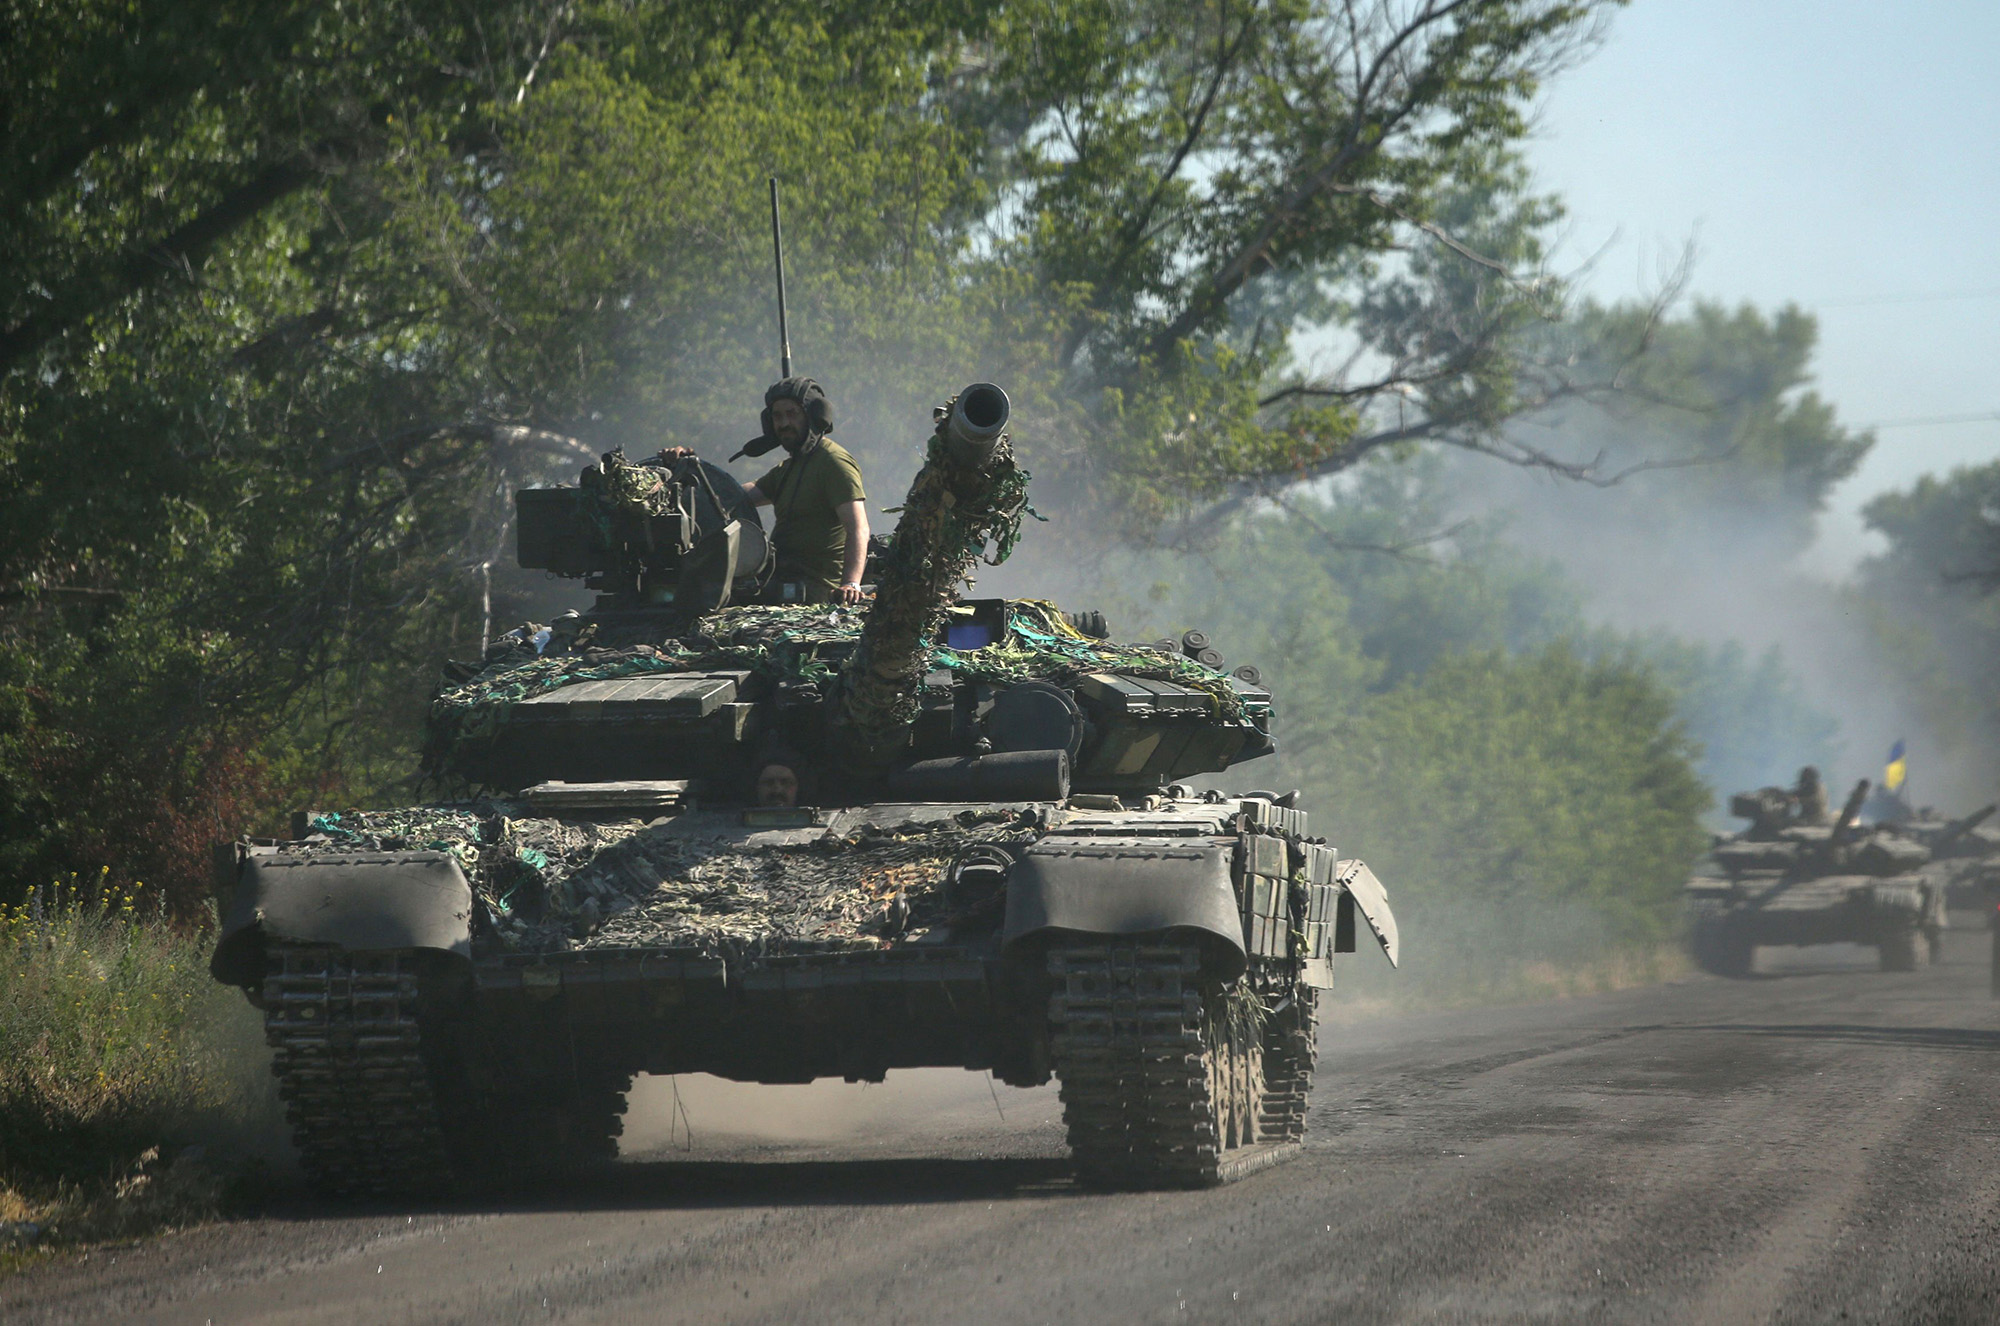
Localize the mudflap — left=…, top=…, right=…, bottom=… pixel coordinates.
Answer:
left=1000, top=840, right=1246, bottom=979
left=1335, top=859, right=1399, bottom=967
left=210, top=850, right=474, bottom=988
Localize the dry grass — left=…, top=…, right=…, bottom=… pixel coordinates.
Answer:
left=0, top=875, right=282, bottom=1264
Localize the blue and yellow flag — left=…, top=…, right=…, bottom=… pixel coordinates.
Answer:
left=1884, top=740, right=1908, bottom=794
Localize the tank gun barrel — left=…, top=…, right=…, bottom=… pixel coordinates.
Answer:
left=940, top=381, right=1010, bottom=468
left=1934, top=802, right=1997, bottom=851
left=840, top=384, right=1028, bottom=760
left=1829, top=778, right=1870, bottom=849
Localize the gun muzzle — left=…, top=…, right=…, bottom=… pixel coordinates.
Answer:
left=943, top=382, right=1010, bottom=468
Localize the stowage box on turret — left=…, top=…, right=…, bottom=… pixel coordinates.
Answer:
left=1687, top=776, right=1947, bottom=976
left=209, top=384, right=1400, bottom=1196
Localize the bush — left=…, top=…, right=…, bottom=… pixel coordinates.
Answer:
left=1312, top=647, right=1711, bottom=1001
left=0, top=876, right=275, bottom=1250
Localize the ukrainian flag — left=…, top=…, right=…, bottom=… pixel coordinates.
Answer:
left=1884, top=740, right=1907, bottom=794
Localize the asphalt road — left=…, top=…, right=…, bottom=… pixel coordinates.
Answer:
left=10, top=928, right=2000, bottom=1325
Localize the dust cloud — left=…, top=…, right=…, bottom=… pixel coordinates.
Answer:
left=619, top=1070, right=1062, bottom=1159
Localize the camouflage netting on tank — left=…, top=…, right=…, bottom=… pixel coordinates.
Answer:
left=841, top=425, right=1035, bottom=750
left=294, top=804, right=1038, bottom=957
left=421, top=606, right=869, bottom=779
left=425, top=600, right=1244, bottom=781
left=936, top=600, right=1244, bottom=717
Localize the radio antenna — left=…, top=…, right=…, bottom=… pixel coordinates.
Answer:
left=769, top=176, right=792, bottom=379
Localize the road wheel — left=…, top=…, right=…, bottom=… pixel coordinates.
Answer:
left=1207, top=991, right=1263, bottom=1151
left=1257, top=989, right=1318, bottom=1143
left=1692, top=908, right=1754, bottom=978
left=1047, top=943, right=1268, bottom=1188
left=457, top=1069, right=632, bottom=1183
left=1879, top=927, right=1921, bottom=972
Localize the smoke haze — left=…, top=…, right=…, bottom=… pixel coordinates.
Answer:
left=1447, top=455, right=1983, bottom=809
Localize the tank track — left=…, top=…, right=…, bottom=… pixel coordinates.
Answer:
left=264, top=946, right=457, bottom=1199
left=266, top=946, right=632, bottom=1198
left=1048, top=944, right=1301, bottom=1188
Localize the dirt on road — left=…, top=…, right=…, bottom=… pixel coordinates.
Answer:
left=8, top=929, right=2000, bottom=1325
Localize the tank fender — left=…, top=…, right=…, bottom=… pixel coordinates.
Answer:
left=210, top=851, right=474, bottom=987
left=1001, top=840, right=1246, bottom=978
left=1336, top=859, right=1399, bottom=968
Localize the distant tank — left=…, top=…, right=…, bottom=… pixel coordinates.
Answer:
left=1888, top=804, right=2000, bottom=908
left=1687, top=778, right=1946, bottom=975
left=1882, top=803, right=2000, bottom=998
left=210, top=383, right=1400, bottom=1196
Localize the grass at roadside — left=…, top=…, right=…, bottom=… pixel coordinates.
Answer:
left=0, top=876, right=282, bottom=1266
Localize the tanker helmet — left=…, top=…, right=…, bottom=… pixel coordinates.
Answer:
left=759, top=377, right=834, bottom=452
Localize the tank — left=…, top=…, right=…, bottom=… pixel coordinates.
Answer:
left=1880, top=803, right=2000, bottom=998
left=1889, top=803, right=2000, bottom=909
left=209, top=383, right=1400, bottom=1197
left=1686, top=777, right=1947, bottom=976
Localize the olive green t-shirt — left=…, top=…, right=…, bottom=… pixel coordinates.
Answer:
left=755, top=437, right=867, bottom=591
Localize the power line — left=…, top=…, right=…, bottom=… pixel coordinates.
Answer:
left=1819, top=287, right=2000, bottom=310
left=1865, top=411, right=2000, bottom=430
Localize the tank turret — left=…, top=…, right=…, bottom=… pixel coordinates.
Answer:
left=423, top=383, right=1273, bottom=802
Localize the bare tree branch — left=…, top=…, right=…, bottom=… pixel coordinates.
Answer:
left=1270, top=491, right=1474, bottom=561
left=1328, top=183, right=1561, bottom=311
left=1145, top=0, right=1485, bottom=359
left=514, top=0, right=574, bottom=104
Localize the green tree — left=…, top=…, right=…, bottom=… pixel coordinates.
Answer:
left=1105, top=452, right=1835, bottom=806
left=0, top=0, right=1631, bottom=904
left=1319, top=646, right=1709, bottom=983
left=0, top=0, right=1005, bottom=902
left=964, top=0, right=1617, bottom=528
left=1502, top=300, right=1873, bottom=553
left=1096, top=476, right=1711, bottom=982
left=1608, top=634, right=1839, bottom=813
left=1853, top=462, right=2000, bottom=789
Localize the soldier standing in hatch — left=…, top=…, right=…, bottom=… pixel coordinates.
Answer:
left=740, top=377, right=869, bottom=606
left=657, top=377, right=870, bottom=606
left=1793, top=765, right=1830, bottom=826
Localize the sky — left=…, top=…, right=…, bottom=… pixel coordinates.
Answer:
left=1525, top=0, right=2000, bottom=575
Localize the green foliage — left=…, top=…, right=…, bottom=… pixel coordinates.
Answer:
left=1090, top=466, right=1850, bottom=981
left=1112, top=454, right=1834, bottom=803
left=0, top=0, right=1629, bottom=904
left=0, top=0, right=1009, bottom=904
left=1607, top=634, right=1839, bottom=814
left=1853, top=462, right=2000, bottom=785
left=1322, top=646, right=1709, bottom=953
left=0, top=876, right=269, bottom=1241
left=975, top=0, right=1611, bottom=525
left=1861, top=461, right=2000, bottom=591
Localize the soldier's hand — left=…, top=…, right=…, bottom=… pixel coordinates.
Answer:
left=836, top=582, right=867, bottom=607
left=653, top=446, right=695, bottom=464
